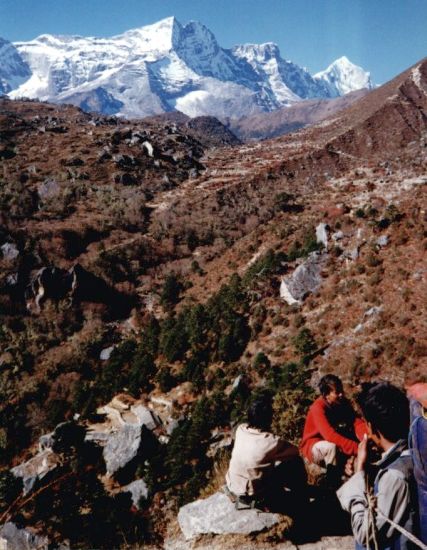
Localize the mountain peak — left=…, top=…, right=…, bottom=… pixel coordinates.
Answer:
left=314, top=56, right=373, bottom=96
left=117, top=16, right=182, bottom=53
left=233, top=42, right=281, bottom=63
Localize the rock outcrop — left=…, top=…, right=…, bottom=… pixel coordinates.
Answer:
left=121, top=479, right=149, bottom=508
left=11, top=449, right=59, bottom=495
left=280, top=252, right=327, bottom=305
left=178, top=491, right=280, bottom=540
left=0, top=522, right=50, bottom=550
left=85, top=394, right=162, bottom=476
left=315, top=223, right=329, bottom=250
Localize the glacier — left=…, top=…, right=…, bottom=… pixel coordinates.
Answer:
left=2, top=16, right=373, bottom=120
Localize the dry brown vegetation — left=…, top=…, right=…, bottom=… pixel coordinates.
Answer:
left=0, top=57, right=426, bottom=546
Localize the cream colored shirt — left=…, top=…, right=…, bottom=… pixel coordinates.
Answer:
left=225, top=423, right=296, bottom=496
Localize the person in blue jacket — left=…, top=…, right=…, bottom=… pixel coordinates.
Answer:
left=406, top=374, right=427, bottom=545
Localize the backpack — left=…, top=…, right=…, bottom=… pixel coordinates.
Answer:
left=409, top=398, right=427, bottom=545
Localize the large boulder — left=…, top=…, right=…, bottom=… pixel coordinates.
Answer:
left=85, top=395, right=162, bottom=476
left=316, top=223, right=329, bottom=250
left=0, top=523, right=49, bottom=550
left=178, top=492, right=280, bottom=540
left=280, top=252, right=327, bottom=305
left=102, top=423, right=143, bottom=476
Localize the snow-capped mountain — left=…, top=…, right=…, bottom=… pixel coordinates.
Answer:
left=232, top=43, right=331, bottom=106
left=2, top=17, right=373, bottom=119
left=0, top=38, right=31, bottom=94
left=314, top=56, right=373, bottom=96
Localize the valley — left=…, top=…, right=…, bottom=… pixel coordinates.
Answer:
left=0, top=56, right=425, bottom=549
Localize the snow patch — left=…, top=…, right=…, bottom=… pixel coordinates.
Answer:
left=412, top=65, right=427, bottom=97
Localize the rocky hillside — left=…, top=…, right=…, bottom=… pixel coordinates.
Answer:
left=228, top=89, right=368, bottom=141
left=0, top=58, right=425, bottom=548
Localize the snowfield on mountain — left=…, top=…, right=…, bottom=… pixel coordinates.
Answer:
left=2, top=16, right=373, bottom=119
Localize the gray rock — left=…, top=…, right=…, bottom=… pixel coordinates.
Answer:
left=343, top=246, right=359, bottom=261
left=11, top=449, right=58, bottom=495
left=1, top=242, right=19, bottom=261
left=121, top=479, right=149, bottom=508
left=316, top=223, right=329, bottom=250
left=376, top=235, right=389, bottom=247
left=84, top=430, right=111, bottom=443
left=38, top=433, right=55, bottom=452
left=85, top=398, right=162, bottom=476
left=280, top=252, right=326, bottom=305
left=178, top=492, right=279, bottom=540
left=364, top=306, right=383, bottom=318
left=131, top=405, right=161, bottom=431
left=37, top=178, right=60, bottom=201
left=232, top=375, right=243, bottom=390
left=332, top=230, right=344, bottom=241
left=0, top=522, right=49, bottom=550
left=6, top=273, right=19, bottom=286
left=100, top=346, right=114, bottom=360
left=142, top=141, right=154, bottom=157
left=103, top=423, right=142, bottom=476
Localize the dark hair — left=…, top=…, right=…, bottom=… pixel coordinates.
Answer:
left=318, top=374, right=343, bottom=397
left=247, top=394, right=273, bottom=431
left=358, top=382, right=409, bottom=442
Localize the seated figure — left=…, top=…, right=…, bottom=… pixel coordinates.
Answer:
left=300, top=375, right=366, bottom=475
left=337, top=382, right=419, bottom=550
left=225, top=393, right=307, bottom=511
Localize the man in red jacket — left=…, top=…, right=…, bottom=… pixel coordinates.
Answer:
left=300, top=375, right=366, bottom=471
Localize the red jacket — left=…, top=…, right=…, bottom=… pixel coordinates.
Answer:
left=300, top=396, right=367, bottom=462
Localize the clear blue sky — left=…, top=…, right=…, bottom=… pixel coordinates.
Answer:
left=0, top=0, right=426, bottom=84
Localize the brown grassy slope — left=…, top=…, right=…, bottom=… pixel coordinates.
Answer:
left=0, top=57, right=426, bottom=433
left=228, top=89, right=368, bottom=141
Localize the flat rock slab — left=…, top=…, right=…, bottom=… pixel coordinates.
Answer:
left=178, top=492, right=279, bottom=540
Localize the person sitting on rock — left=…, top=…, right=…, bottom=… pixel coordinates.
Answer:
left=300, top=374, right=367, bottom=482
left=225, top=392, right=307, bottom=512
left=337, top=382, right=419, bottom=550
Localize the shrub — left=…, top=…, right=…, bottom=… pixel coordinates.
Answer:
left=243, top=249, right=286, bottom=287
left=159, top=315, right=189, bottom=362
left=186, top=229, right=199, bottom=251
left=0, top=470, right=22, bottom=511
left=155, top=367, right=178, bottom=393
left=253, top=352, right=271, bottom=371
left=272, top=389, right=313, bottom=445
left=128, top=352, right=155, bottom=396
left=287, top=227, right=322, bottom=261
left=292, top=328, right=317, bottom=363
left=0, top=179, right=37, bottom=219
left=160, top=273, right=183, bottom=307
